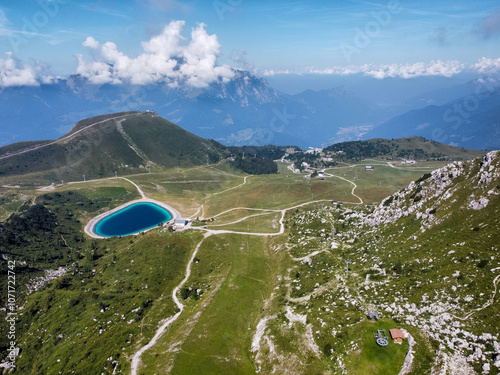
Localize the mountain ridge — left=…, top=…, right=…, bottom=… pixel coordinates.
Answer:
left=0, top=111, right=229, bottom=183
left=0, top=112, right=486, bottom=186
left=324, top=136, right=484, bottom=161
left=1, top=71, right=499, bottom=150
left=333, top=151, right=500, bottom=372
left=0, top=71, right=390, bottom=148
left=365, top=85, right=500, bottom=150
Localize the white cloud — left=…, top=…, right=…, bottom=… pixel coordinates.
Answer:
left=362, top=60, right=465, bottom=79
left=0, top=53, right=39, bottom=87
left=296, top=59, right=500, bottom=79
left=82, top=36, right=99, bottom=49
left=306, top=66, right=364, bottom=75
left=0, top=53, right=59, bottom=87
left=473, top=57, right=500, bottom=74
left=76, top=20, right=234, bottom=88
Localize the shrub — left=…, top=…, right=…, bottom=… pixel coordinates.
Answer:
left=383, top=196, right=394, bottom=207
left=477, top=259, right=489, bottom=268
left=393, top=261, right=403, bottom=274
left=416, top=173, right=432, bottom=184
left=181, top=288, right=191, bottom=300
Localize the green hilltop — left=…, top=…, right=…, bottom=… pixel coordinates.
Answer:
left=0, top=111, right=300, bottom=184
left=0, top=111, right=228, bottom=183
left=323, top=136, right=484, bottom=161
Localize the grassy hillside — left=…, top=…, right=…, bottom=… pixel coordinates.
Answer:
left=334, top=151, right=500, bottom=373
left=12, top=232, right=199, bottom=374
left=246, top=152, right=499, bottom=374
left=0, top=111, right=229, bottom=183
left=0, top=188, right=141, bottom=358
left=1, top=147, right=498, bottom=374
left=66, top=111, right=138, bottom=135
left=0, top=112, right=481, bottom=187
left=0, top=140, right=53, bottom=158
left=324, top=136, right=484, bottom=161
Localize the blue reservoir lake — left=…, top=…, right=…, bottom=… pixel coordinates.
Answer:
left=95, top=202, right=173, bottom=237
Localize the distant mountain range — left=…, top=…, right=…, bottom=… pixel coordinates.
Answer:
left=0, top=111, right=484, bottom=186
left=1, top=70, right=499, bottom=150
left=0, top=70, right=390, bottom=148
left=366, top=79, right=500, bottom=150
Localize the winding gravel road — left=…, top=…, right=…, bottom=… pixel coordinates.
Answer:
left=130, top=232, right=212, bottom=375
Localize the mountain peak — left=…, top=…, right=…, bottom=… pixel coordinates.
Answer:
left=0, top=112, right=228, bottom=182
left=206, top=69, right=281, bottom=105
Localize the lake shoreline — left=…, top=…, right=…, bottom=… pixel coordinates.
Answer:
left=84, top=198, right=179, bottom=239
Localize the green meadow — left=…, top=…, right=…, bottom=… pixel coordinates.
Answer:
left=2, top=154, right=495, bottom=375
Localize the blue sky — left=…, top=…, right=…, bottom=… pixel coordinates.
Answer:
left=0, top=0, right=499, bottom=87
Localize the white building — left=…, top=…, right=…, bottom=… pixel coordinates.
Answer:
left=305, top=147, right=322, bottom=154
left=173, top=219, right=189, bottom=231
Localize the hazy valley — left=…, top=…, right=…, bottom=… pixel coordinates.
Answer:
left=1, top=71, right=499, bottom=150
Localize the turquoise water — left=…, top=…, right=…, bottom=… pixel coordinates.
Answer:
left=95, top=202, right=172, bottom=237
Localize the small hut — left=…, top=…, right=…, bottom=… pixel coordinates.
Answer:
left=389, top=328, right=405, bottom=344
